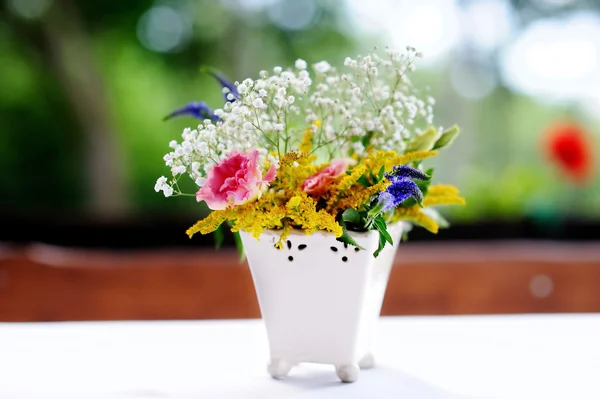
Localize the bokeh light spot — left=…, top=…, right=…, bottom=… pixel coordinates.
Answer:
left=450, top=60, right=497, bottom=100
left=500, top=12, right=600, bottom=102
left=530, top=274, right=554, bottom=298
left=137, top=6, right=190, bottom=53
left=461, top=0, right=516, bottom=52
left=7, top=0, right=53, bottom=20
left=267, top=0, right=317, bottom=31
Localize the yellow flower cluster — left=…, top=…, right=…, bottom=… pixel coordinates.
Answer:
left=185, top=139, right=465, bottom=242
left=423, top=184, right=466, bottom=207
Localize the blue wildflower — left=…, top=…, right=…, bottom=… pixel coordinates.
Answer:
left=382, top=177, right=423, bottom=210
left=202, top=68, right=239, bottom=103
left=163, top=101, right=218, bottom=122
left=369, top=165, right=428, bottom=218
left=164, top=68, right=238, bottom=122
left=386, top=165, right=430, bottom=182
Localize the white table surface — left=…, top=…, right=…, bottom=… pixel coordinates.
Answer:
left=1, top=315, right=599, bottom=399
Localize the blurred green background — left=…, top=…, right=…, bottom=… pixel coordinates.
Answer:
left=1, top=0, right=599, bottom=227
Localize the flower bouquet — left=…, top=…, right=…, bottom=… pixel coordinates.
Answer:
left=156, top=47, right=465, bottom=382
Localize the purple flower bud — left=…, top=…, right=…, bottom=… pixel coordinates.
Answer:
left=387, top=178, right=423, bottom=206
left=386, top=165, right=430, bottom=181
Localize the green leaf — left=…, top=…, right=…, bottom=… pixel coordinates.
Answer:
left=342, top=208, right=362, bottom=225
left=406, top=126, right=439, bottom=152
left=377, top=165, right=385, bottom=181
left=361, top=130, right=375, bottom=148
left=420, top=168, right=434, bottom=196
left=432, top=125, right=460, bottom=150
left=336, top=222, right=366, bottom=250
left=233, top=231, right=246, bottom=263
left=357, top=174, right=371, bottom=188
left=373, top=231, right=387, bottom=258
left=214, top=223, right=224, bottom=249
left=370, top=170, right=377, bottom=182
left=374, top=216, right=393, bottom=245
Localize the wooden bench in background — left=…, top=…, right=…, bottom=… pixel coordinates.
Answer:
left=1, top=241, right=600, bottom=321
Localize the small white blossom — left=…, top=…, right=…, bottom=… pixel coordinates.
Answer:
left=172, top=165, right=186, bottom=175
left=295, top=59, right=307, bottom=70
left=252, top=98, right=265, bottom=109
left=154, top=176, right=167, bottom=192
left=162, top=185, right=173, bottom=197
left=156, top=46, right=438, bottom=196
left=313, top=61, right=331, bottom=74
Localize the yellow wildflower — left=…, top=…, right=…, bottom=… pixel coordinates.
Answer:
left=427, top=184, right=460, bottom=196
left=392, top=206, right=439, bottom=233
left=186, top=210, right=228, bottom=238
left=423, top=195, right=466, bottom=207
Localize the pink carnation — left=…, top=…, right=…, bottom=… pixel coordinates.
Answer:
left=302, top=159, right=349, bottom=197
left=196, top=149, right=276, bottom=210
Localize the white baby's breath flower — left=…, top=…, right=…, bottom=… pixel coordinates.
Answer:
left=154, top=176, right=167, bottom=192
left=252, top=98, right=265, bottom=109
left=267, top=153, right=280, bottom=169
left=313, top=61, right=331, bottom=74
left=295, top=59, right=307, bottom=70
left=162, top=185, right=174, bottom=197
left=156, top=46, right=438, bottom=195
left=172, top=165, right=186, bottom=175
left=195, top=177, right=205, bottom=187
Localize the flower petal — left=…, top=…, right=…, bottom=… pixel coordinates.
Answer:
left=387, top=165, right=430, bottom=181
left=163, top=101, right=218, bottom=122
left=387, top=178, right=424, bottom=206
left=261, top=163, right=277, bottom=183
left=203, top=67, right=239, bottom=103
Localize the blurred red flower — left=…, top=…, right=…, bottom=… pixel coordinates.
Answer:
left=544, top=122, right=594, bottom=184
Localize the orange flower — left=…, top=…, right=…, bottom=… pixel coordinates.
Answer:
left=544, top=122, right=594, bottom=184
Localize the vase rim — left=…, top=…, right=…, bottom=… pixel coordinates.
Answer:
left=240, top=221, right=408, bottom=239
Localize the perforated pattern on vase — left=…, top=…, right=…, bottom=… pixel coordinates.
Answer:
left=273, top=240, right=308, bottom=262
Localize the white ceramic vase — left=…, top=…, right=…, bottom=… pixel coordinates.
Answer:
left=240, top=222, right=405, bottom=383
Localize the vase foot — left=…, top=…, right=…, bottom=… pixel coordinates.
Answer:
left=335, top=364, right=360, bottom=383
left=358, top=353, right=375, bottom=369
left=267, top=358, right=293, bottom=379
